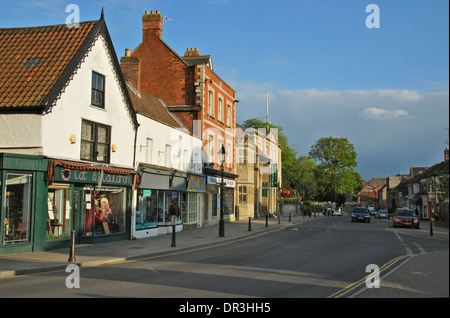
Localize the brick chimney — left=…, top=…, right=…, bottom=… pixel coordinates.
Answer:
left=143, top=10, right=163, bottom=41
left=445, top=148, right=449, bottom=161
left=120, top=48, right=141, bottom=92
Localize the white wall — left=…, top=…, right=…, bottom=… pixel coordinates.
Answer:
left=0, top=114, right=42, bottom=154
left=41, top=35, right=136, bottom=168
left=135, top=113, right=202, bottom=174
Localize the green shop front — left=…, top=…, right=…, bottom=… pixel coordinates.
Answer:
left=0, top=153, right=49, bottom=254
left=47, top=159, right=136, bottom=247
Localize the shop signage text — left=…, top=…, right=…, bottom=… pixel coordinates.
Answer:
left=56, top=168, right=132, bottom=186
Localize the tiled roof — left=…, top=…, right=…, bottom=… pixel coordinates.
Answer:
left=0, top=21, right=97, bottom=109
left=126, top=82, right=184, bottom=130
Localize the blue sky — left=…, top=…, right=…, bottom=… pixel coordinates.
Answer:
left=1, top=0, right=448, bottom=180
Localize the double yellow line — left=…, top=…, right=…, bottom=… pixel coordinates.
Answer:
left=327, top=254, right=411, bottom=298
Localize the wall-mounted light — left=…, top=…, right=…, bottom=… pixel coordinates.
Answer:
left=111, top=144, right=117, bottom=152
left=69, top=135, right=76, bottom=144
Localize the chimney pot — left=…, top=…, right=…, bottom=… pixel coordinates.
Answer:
left=125, top=48, right=131, bottom=57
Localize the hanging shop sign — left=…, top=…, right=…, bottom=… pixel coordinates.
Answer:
left=187, top=175, right=206, bottom=192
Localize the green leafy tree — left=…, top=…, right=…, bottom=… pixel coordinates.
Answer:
left=308, top=137, right=359, bottom=201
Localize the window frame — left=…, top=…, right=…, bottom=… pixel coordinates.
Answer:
left=91, top=71, right=105, bottom=109
left=80, top=119, right=111, bottom=163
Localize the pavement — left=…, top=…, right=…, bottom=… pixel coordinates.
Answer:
left=0, top=215, right=448, bottom=298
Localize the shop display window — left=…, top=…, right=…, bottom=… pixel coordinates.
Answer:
left=83, top=187, right=127, bottom=236
left=136, top=190, right=158, bottom=230
left=136, top=189, right=185, bottom=230
left=3, top=173, right=32, bottom=244
left=47, top=185, right=72, bottom=240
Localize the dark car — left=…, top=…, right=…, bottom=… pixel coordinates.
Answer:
left=351, top=207, right=370, bottom=223
left=393, top=208, right=420, bottom=229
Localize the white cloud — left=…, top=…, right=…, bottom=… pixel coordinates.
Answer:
left=360, top=107, right=409, bottom=121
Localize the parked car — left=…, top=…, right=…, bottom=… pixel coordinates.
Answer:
left=368, top=207, right=377, bottom=216
left=351, top=207, right=370, bottom=223
left=377, top=210, right=388, bottom=219
left=393, top=208, right=420, bottom=229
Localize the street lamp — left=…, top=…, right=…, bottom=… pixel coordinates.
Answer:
left=218, top=145, right=227, bottom=237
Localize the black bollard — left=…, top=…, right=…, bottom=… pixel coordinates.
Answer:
left=430, top=221, right=433, bottom=236
left=248, top=217, right=252, bottom=231
left=171, top=224, right=176, bottom=247
left=266, top=214, right=268, bottom=227
left=68, top=230, right=76, bottom=262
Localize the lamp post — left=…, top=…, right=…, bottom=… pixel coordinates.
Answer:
left=219, top=145, right=226, bottom=237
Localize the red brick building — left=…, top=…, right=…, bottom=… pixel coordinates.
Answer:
left=121, top=10, right=239, bottom=222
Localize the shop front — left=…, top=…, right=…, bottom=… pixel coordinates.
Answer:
left=134, top=165, right=186, bottom=238
left=47, top=159, right=136, bottom=246
left=205, top=174, right=237, bottom=224
left=0, top=153, right=48, bottom=254
left=185, top=174, right=206, bottom=229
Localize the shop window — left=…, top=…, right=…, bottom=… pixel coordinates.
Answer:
left=82, top=187, right=127, bottom=236
left=3, top=173, right=32, bottom=244
left=136, top=190, right=158, bottom=230
left=81, top=120, right=111, bottom=163
left=47, top=185, right=72, bottom=240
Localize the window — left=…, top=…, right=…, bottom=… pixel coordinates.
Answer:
left=145, top=138, right=153, bottom=163
left=227, top=104, right=232, bottom=127
left=3, top=173, right=32, bottom=244
left=208, top=90, right=215, bottom=117
left=81, top=120, right=111, bottom=163
left=208, top=135, right=214, bottom=163
left=227, top=141, right=232, bottom=168
left=91, top=71, right=105, bottom=108
left=47, top=185, right=72, bottom=241
left=83, top=187, right=127, bottom=236
left=239, top=186, right=247, bottom=204
left=165, top=144, right=172, bottom=167
left=218, top=98, right=223, bottom=122
left=238, top=147, right=247, bottom=165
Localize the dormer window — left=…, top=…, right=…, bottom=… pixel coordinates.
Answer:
left=91, top=71, right=105, bottom=108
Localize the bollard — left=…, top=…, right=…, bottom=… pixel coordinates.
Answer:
left=430, top=221, right=433, bottom=236
left=289, top=213, right=291, bottom=222
left=248, top=217, right=252, bottom=231
left=68, top=230, right=76, bottom=262
left=266, top=214, right=268, bottom=227
left=171, top=224, right=176, bottom=247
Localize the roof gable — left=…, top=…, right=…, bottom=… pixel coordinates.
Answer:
left=0, top=16, right=138, bottom=129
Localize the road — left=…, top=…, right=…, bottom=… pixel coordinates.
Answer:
left=0, top=207, right=447, bottom=300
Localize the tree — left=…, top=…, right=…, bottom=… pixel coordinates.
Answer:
left=308, top=137, right=359, bottom=201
